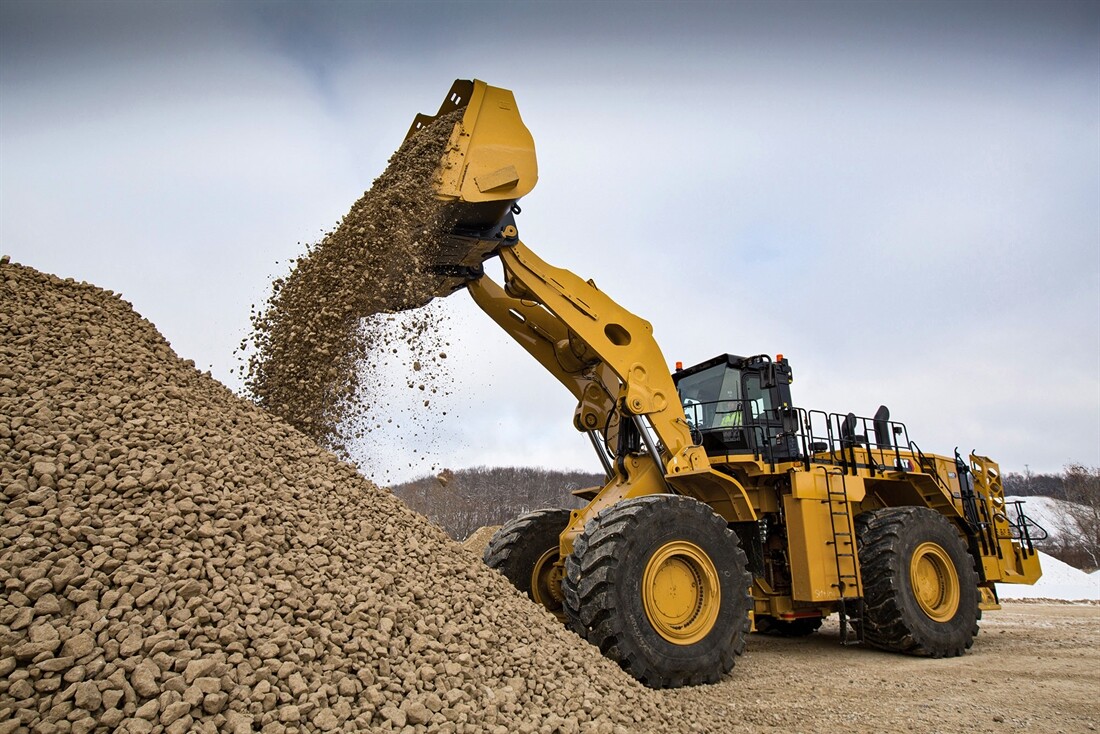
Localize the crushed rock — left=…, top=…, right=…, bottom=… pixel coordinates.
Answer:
left=242, top=110, right=461, bottom=461
left=0, top=260, right=747, bottom=733
left=460, top=526, right=502, bottom=555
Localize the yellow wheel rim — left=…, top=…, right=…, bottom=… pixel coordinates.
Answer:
left=909, top=542, right=960, bottom=622
left=642, top=541, right=721, bottom=645
left=530, top=547, right=565, bottom=620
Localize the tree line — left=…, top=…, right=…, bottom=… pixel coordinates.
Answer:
left=1007, top=463, right=1100, bottom=572
left=1002, top=469, right=1067, bottom=499
left=388, top=466, right=601, bottom=541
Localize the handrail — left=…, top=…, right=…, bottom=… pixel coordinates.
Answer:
left=687, top=400, right=945, bottom=481
left=1006, top=500, right=1048, bottom=552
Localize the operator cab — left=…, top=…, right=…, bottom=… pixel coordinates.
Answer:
left=673, top=354, right=799, bottom=460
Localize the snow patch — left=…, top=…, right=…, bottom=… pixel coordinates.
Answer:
left=998, top=551, right=1099, bottom=601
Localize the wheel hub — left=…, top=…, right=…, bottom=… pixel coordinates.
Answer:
left=531, top=547, right=565, bottom=619
left=909, top=541, right=960, bottom=622
left=641, top=541, right=721, bottom=645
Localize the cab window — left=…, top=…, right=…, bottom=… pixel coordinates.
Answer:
left=677, top=364, right=741, bottom=428
left=743, top=373, right=773, bottom=419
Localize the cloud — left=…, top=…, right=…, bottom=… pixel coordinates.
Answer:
left=2, top=0, right=1097, bottom=482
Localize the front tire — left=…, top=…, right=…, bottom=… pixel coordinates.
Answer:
left=562, top=495, right=751, bottom=688
left=484, top=508, right=572, bottom=619
left=856, top=507, right=980, bottom=657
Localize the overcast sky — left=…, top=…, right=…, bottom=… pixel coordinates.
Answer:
left=2, top=0, right=1097, bottom=483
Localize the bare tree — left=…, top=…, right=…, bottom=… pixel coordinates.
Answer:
left=389, top=466, right=599, bottom=540
left=1048, top=464, right=1100, bottom=571
left=1003, top=469, right=1065, bottom=499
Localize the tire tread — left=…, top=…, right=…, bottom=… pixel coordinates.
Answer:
left=562, top=495, right=751, bottom=688
left=856, top=507, right=980, bottom=657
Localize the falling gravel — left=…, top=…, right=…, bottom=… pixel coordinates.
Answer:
left=242, top=111, right=462, bottom=459
left=0, top=260, right=749, bottom=733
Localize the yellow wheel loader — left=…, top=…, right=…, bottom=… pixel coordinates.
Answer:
left=402, top=80, right=1044, bottom=688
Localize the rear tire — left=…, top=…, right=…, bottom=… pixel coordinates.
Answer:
left=484, top=508, right=572, bottom=619
left=856, top=507, right=980, bottom=657
left=562, top=495, right=751, bottom=688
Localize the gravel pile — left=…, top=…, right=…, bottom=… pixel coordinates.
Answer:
left=0, top=261, right=742, bottom=733
left=243, top=111, right=460, bottom=458
left=459, top=526, right=501, bottom=554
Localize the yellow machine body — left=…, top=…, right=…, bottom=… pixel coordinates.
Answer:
left=403, top=79, right=1042, bottom=670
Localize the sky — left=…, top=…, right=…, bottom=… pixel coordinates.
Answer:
left=2, top=0, right=1098, bottom=484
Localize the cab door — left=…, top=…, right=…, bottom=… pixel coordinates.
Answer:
left=742, top=371, right=799, bottom=462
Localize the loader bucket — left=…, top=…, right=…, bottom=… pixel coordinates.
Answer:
left=404, top=79, right=538, bottom=303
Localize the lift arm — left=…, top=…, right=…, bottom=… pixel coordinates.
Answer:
left=469, top=235, right=756, bottom=554
left=405, top=79, right=755, bottom=554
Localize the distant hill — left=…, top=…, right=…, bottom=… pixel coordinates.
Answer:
left=1007, top=494, right=1098, bottom=572
left=1006, top=495, right=1072, bottom=542
left=389, top=466, right=602, bottom=540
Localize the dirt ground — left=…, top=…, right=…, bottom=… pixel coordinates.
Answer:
left=666, top=602, right=1099, bottom=734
